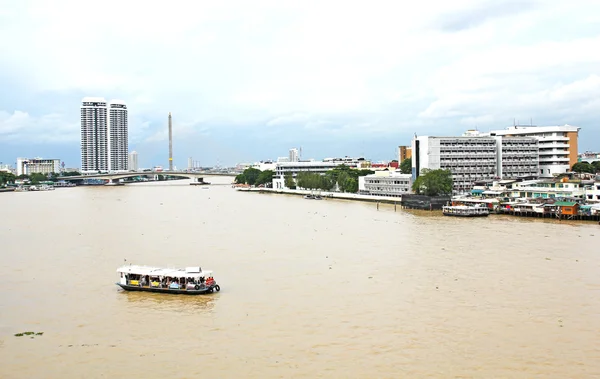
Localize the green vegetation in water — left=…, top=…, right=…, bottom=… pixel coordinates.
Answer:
left=14, top=331, right=43, bottom=337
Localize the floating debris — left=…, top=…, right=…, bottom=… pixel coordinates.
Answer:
left=14, top=331, right=43, bottom=338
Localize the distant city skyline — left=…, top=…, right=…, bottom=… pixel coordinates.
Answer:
left=2, top=1, right=600, bottom=168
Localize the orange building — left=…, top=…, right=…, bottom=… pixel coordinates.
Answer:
left=398, top=145, right=412, bottom=162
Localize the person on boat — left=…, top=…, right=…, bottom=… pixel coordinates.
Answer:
left=169, top=280, right=180, bottom=289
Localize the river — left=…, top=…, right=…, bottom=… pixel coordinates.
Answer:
left=1, top=177, right=599, bottom=378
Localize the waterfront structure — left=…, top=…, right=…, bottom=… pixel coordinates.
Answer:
left=81, top=97, right=129, bottom=173
left=358, top=171, right=412, bottom=198
left=579, top=152, right=600, bottom=163
left=487, top=125, right=580, bottom=178
left=108, top=100, right=128, bottom=171
left=128, top=151, right=139, bottom=171
left=412, top=134, right=539, bottom=194
left=81, top=97, right=109, bottom=173
left=289, top=148, right=299, bottom=162
left=168, top=113, right=173, bottom=171
left=584, top=179, right=600, bottom=202
left=16, top=157, right=60, bottom=176
left=398, top=146, right=412, bottom=162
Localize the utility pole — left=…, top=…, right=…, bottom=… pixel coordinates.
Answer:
left=168, top=112, right=173, bottom=171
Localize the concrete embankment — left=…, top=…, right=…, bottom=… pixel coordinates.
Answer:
left=235, top=187, right=402, bottom=204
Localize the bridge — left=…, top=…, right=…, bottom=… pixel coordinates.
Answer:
left=58, top=171, right=236, bottom=184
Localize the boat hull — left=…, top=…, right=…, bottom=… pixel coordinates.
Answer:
left=442, top=213, right=489, bottom=217
left=115, top=283, right=220, bottom=295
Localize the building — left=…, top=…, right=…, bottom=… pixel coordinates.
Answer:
left=289, top=148, right=299, bottom=162
left=80, top=97, right=128, bottom=173
left=411, top=135, right=539, bottom=194
left=398, top=145, right=412, bottom=162
left=487, top=125, right=580, bottom=178
left=359, top=170, right=412, bottom=198
left=108, top=100, right=129, bottom=171
left=579, top=152, right=600, bottom=163
left=81, top=97, right=109, bottom=173
left=128, top=151, right=139, bottom=171
left=16, top=157, right=60, bottom=176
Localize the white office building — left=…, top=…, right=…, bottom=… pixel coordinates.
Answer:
left=80, top=97, right=128, bottom=173
left=128, top=151, right=139, bottom=171
left=16, top=157, right=60, bottom=176
left=359, top=171, right=412, bottom=198
left=412, top=135, right=539, bottom=194
left=487, top=125, right=579, bottom=178
left=289, top=148, right=299, bottom=162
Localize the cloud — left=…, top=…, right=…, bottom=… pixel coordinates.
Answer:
left=1, top=0, right=600, bottom=167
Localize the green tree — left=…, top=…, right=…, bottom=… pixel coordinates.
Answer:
left=0, top=171, right=16, bottom=185
left=242, top=167, right=261, bottom=185
left=284, top=172, right=296, bottom=189
left=572, top=162, right=594, bottom=173
left=592, top=161, right=600, bottom=173
left=234, top=174, right=246, bottom=184
left=256, top=170, right=274, bottom=186
left=399, top=158, right=412, bottom=174
left=29, top=173, right=47, bottom=184
left=412, top=168, right=453, bottom=196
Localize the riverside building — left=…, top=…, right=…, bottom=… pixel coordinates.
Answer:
left=16, top=157, right=60, bottom=176
left=80, top=97, right=129, bottom=173
left=412, top=134, right=539, bottom=194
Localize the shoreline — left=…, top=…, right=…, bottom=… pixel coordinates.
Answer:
left=235, top=187, right=402, bottom=205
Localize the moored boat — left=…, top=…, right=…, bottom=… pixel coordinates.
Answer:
left=115, top=265, right=221, bottom=295
left=442, top=205, right=489, bottom=217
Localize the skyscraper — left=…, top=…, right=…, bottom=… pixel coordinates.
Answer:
left=108, top=100, right=128, bottom=171
left=128, top=151, right=139, bottom=171
left=80, top=97, right=129, bottom=173
left=81, top=97, right=109, bottom=173
left=289, top=148, right=299, bottom=162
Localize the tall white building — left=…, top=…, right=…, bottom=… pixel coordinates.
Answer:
left=81, top=97, right=109, bottom=173
left=16, top=157, right=60, bottom=176
left=128, top=151, right=139, bottom=171
left=109, top=100, right=128, bottom=171
left=289, top=148, right=299, bottom=162
left=412, top=135, right=539, bottom=194
left=487, top=125, right=579, bottom=178
left=80, top=97, right=128, bottom=173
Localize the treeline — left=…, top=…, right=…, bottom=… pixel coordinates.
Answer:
left=235, top=168, right=274, bottom=186
left=572, top=161, right=600, bottom=174
left=0, top=171, right=81, bottom=186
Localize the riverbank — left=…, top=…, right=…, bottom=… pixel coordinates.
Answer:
left=235, top=187, right=403, bottom=204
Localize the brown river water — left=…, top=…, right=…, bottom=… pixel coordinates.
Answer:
left=1, top=177, right=599, bottom=378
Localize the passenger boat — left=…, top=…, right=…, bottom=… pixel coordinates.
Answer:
left=115, top=265, right=221, bottom=295
left=442, top=205, right=489, bottom=217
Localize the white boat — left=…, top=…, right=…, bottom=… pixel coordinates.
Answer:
left=115, top=264, right=221, bottom=295
left=442, top=205, right=489, bottom=217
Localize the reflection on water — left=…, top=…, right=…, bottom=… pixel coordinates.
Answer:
left=118, top=289, right=219, bottom=314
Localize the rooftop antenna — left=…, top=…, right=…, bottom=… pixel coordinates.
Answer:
left=530, top=118, right=533, bottom=126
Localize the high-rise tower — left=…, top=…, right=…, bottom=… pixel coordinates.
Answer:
left=81, top=97, right=109, bottom=173
left=168, top=112, right=173, bottom=171
left=80, top=97, right=129, bottom=173
left=108, top=100, right=128, bottom=171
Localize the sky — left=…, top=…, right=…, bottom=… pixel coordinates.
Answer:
left=1, top=0, right=600, bottom=168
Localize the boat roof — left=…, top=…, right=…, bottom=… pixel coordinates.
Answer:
left=116, top=265, right=213, bottom=278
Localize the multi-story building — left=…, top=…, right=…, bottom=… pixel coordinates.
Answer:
left=128, top=151, right=139, bottom=171
left=398, top=145, right=412, bottom=162
left=80, top=97, right=128, bottom=173
left=358, top=171, right=412, bottom=198
left=412, top=135, right=539, bottom=194
left=109, top=100, right=128, bottom=171
left=289, top=148, right=299, bottom=162
left=81, top=97, right=109, bottom=173
left=487, top=125, right=580, bottom=178
left=16, top=157, right=60, bottom=176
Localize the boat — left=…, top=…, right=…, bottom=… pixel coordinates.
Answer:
left=115, top=264, right=221, bottom=295
left=442, top=205, right=489, bottom=217
left=304, top=194, right=315, bottom=199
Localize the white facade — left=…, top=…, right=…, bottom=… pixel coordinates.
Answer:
left=487, top=125, right=580, bottom=178
left=412, top=135, right=539, bottom=194
left=273, top=161, right=359, bottom=189
left=81, top=97, right=109, bottom=173
left=289, top=148, right=299, bottom=162
left=128, top=151, right=139, bottom=171
left=16, top=157, right=60, bottom=176
left=584, top=180, right=600, bottom=202
left=359, top=171, right=412, bottom=197
left=108, top=100, right=129, bottom=171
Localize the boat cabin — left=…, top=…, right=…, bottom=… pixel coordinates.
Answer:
left=117, top=265, right=215, bottom=290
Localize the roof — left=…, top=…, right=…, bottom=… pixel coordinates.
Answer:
left=116, top=265, right=213, bottom=278
left=553, top=201, right=578, bottom=206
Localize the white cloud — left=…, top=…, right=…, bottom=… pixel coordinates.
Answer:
left=1, top=0, right=600, bottom=164
left=0, top=110, right=78, bottom=143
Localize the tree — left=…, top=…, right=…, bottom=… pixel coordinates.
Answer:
left=0, top=171, right=16, bottom=185
left=256, top=170, right=274, bottom=186
left=400, top=158, right=412, bottom=174
left=412, top=168, right=453, bottom=196
left=241, top=168, right=261, bottom=185
left=590, top=161, right=600, bottom=173
left=234, top=174, right=246, bottom=184
left=572, top=162, right=595, bottom=173
left=284, top=172, right=295, bottom=189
